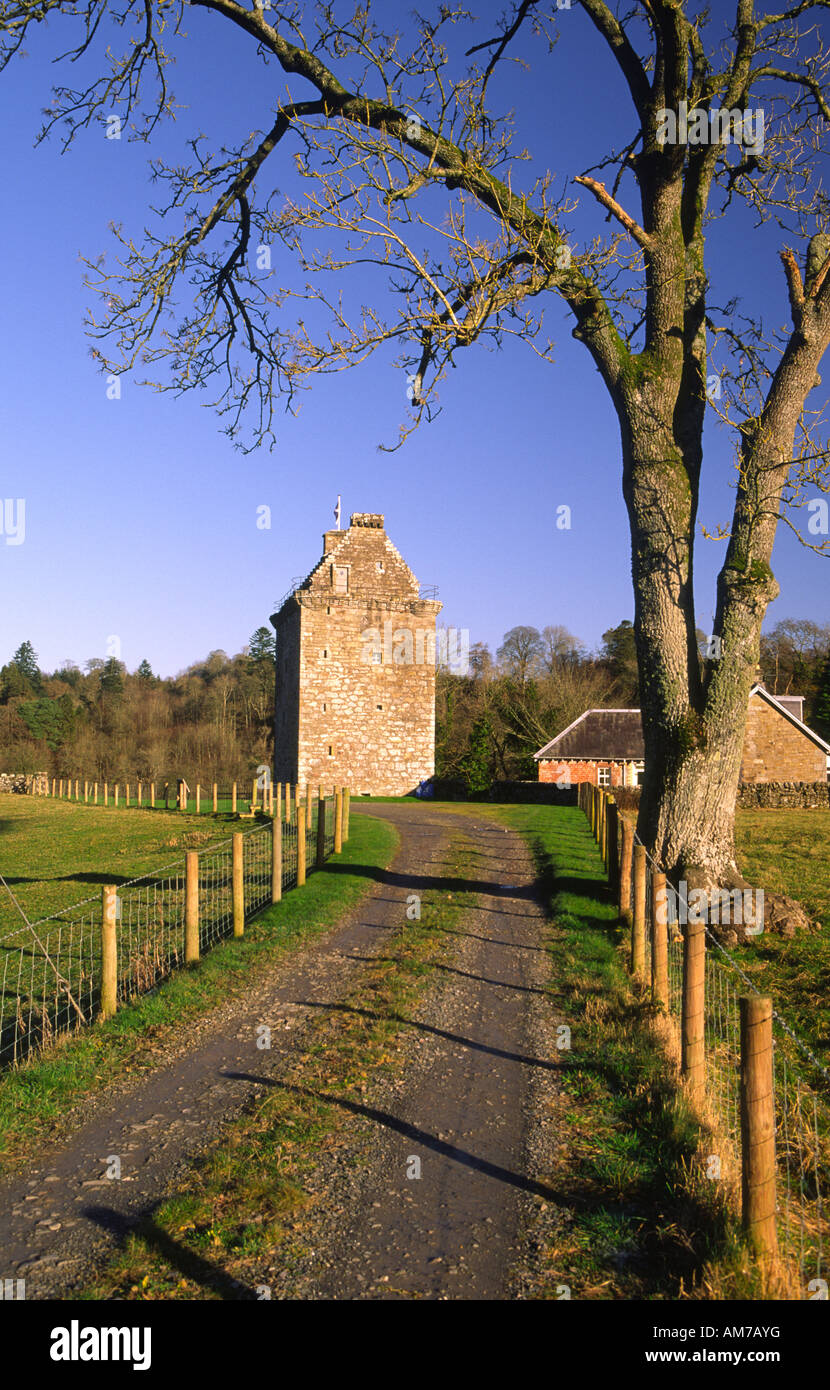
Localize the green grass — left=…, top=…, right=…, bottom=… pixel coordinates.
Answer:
left=0, top=795, right=249, bottom=929
left=734, top=809, right=830, bottom=1061
left=0, top=811, right=398, bottom=1174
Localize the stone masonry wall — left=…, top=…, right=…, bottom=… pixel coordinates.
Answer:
left=740, top=692, right=826, bottom=783
left=0, top=772, right=48, bottom=793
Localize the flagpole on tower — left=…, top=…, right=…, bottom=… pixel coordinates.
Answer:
left=334, top=495, right=341, bottom=530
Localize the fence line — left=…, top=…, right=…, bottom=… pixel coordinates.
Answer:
left=0, top=789, right=350, bottom=1072
left=18, top=775, right=351, bottom=820
left=577, top=781, right=829, bottom=1295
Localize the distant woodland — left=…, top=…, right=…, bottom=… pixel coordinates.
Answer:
left=1, top=618, right=828, bottom=789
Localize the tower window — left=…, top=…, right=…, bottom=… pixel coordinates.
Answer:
left=323, top=649, right=328, bottom=658
left=377, top=704, right=383, bottom=711
left=328, top=745, right=334, bottom=757
left=332, top=565, right=349, bottom=594
left=376, top=561, right=385, bottom=573
left=322, top=702, right=327, bottom=712
left=372, top=650, right=383, bottom=665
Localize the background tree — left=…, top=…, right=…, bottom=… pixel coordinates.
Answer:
left=4, top=0, right=830, bottom=882
left=497, top=626, right=545, bottom=684
left=599, top=620, right=639, bottom=704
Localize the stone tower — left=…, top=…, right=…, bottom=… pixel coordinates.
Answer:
left=270, top=512, right=442, bottom=796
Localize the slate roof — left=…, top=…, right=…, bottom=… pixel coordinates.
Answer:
left=534, top=686, right=830, bottom=761
left=533, top=709, right=644, bottom=761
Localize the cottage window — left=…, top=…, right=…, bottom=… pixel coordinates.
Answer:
left=597, top=767, right=611, bottom=787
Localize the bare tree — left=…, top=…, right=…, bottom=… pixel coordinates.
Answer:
left=4, top=0, right=830, bottom=885
left=497, top=625, right=545, bottom=683
left=541, top=624, right=584, bottom=672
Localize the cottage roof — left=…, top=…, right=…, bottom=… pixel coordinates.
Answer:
left=533, top=685, right=830, bottom=761
left=533, top=709, right=644, bottom=761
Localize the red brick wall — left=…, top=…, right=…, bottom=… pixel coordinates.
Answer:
left=538, top=760, right=627, bottom=786
left=740, top=693, right=826, bottom=784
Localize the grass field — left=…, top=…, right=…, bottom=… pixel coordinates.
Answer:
left=0, top=796, right=244, bottom=928
left=733, top=808, right=830, bottom=1061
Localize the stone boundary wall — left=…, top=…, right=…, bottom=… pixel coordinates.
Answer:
left=0, top=771, right=48, bottom=794
left=589, top=782, right=829, bottom=811
left=736, top=780, right=829, bottom=808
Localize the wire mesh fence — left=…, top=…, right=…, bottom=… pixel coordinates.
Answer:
left=0, top=792, right=344, bottom=1073
left=578, top=780, right=830, bottom=1294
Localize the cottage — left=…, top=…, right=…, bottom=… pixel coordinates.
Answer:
left=534, top=685, right=830, bottom=787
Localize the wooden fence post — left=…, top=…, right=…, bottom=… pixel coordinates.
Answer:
left=101, top=885, right=118, bottom=1021
left=631, top=843, right=647, bottom=980
left=150, top=781, right=155, bottom=808
left=59, top=778, right=64, bottom=799
left=75, top=779, right=80, bottom=799
left=343, top=786, right=350, bottom=842
left=334, top=789, right=343, bottom=853
left=114, top=784, right=119, bottom=807
left=185, top=851, right=199, bottom=964
left=232, top=782, right=237, bottom=814
left=164, top=782, right=169, bottom=809
left=619, top=817, right=634, bottom=926
left=297, top=802, right=307, bottom=886
left=271, top=811, right=282, bottom=903
left=137, top=780, right=142, bottom=807
left=252, top=777, right=258, bottom=812
left=306, top=783, right=312, bottom=830
left=84, top=780, right=89, bottom=804
left=232, top=833, right=244, bottom=936
left=125, top=783, right=130, bottom=807
left=212, top=782, right=218, bottom=814
left=104, top=781, right=109, bottom=806
left=651, top=870, right=668, bottom=1009
left=316, top=789, right=326, bottom=867
left=196, top=784, right=201, bottom=815
left=681, top=912, right=706, bottom=1105
left=275, top=782, right=282, bottom=824
left=740, top=995, right=778, bottom=1259
left=285, top=782, right=291, bottom=824
left=93, top=782, right=98, bottom=805
left=606, top=799, right=619, bottom=898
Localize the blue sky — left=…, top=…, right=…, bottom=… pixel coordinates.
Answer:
left=1, top=0, right=828, bottom=678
